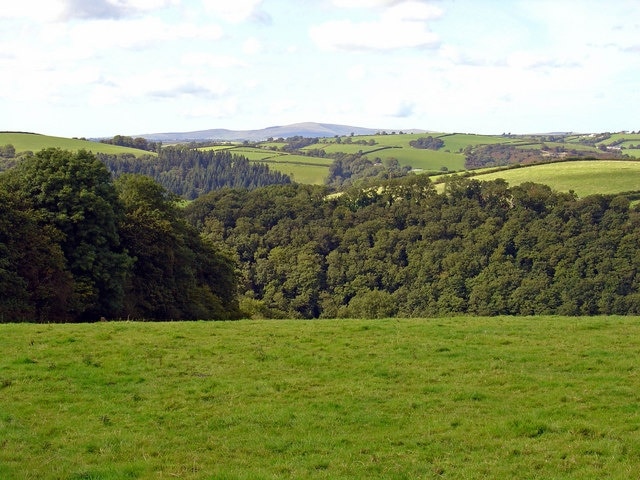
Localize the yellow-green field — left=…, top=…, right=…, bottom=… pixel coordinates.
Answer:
left=462, top=160, right=640, bottom=197
left=0, top=133, right=153, bottom=157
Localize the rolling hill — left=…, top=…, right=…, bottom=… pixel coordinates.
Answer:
left=431, top=160, right=640, bottom=198
left=0, top=132, right=153, bottom=157
left=3, top=128, right=640, bottom=198
left=136, top=122, right=426, bottom=142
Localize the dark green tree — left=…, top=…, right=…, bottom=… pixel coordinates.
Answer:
left=7, top=149, right=132, bottom=320
left=115, top=174, right=241, bottom=320
left=0, top=184, right=73, bottom=322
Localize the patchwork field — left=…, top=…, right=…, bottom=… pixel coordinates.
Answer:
left=4, top=131, right=638, bottom=189
left=2, top=317, right=640, bottom=479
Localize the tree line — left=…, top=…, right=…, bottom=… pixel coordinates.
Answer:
left=0, top=148, right=241, bottom=322
left=99, top=135, right=161, bottom=152
left=98, top=146, right=292, bottom=199
left=464, top=144, right=625, bottom=169
left=185, top=175, right=640, bottom=318
left=4, top=148, right=640, bottom=322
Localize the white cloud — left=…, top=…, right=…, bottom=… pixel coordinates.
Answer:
left=347, top=65, right=367, bottom=81
left=66, top=17, right=223, bottom=50
left=310, top=19, right=438, bottom=51
left=0, top=0, right=66, bottom=21
left=201, top=0, right=265, bottom=23
left=0, top=0, right=179, bottom=21
left=331, top=0, right=402, bottom=7
left=127, top=70, right=228, bottom=99
left=378, top=97, right=415, bottom=118
left=384, top=1, right=442, bottom=21
left=310, top=1, right=441, bottom=51
left=87, top=68, right=230, bottom=107
left=243, top=37, right=263, bottom=55
left=506, top=51, right=580, bottom=70
left=181, top=52, right=247, bottom=68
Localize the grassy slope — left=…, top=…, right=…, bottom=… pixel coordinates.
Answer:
left=0, top=132, right=154, bottom=157
left=7, top=132, right=634, bottom=191
left=1, top=317, right=640, bottom=479
left=200, top=145, right=332, bottom=184
left=450, top=160, right=640, bottom=197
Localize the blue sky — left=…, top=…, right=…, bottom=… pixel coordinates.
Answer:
left=1, top=0, right=639, bottom=137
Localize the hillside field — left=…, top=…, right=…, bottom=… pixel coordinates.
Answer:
left=4, top=131, right=639, bottom=193
left=199, top=145, right=333, bottom=184
left=0, top=132, right=154, bottom=157
left=2, top=317, right=640, bottom=479
left=433, top=160, right=640, bottom=197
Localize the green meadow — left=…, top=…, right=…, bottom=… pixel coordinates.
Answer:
left=456, top=160, right=640, bottom=197
left=5, top=131, right=637, bottom=189
left=0, top=133, right=152, bottom=157
left=199, top=145, right=333, bottom=184
left=2, top=317, right=640, bottom=479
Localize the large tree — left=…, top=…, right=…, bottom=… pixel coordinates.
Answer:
left=0, top=185, right=73, bottom=322
left=115, top=174, right=241, bottom=320
left=7, top=149, right=132, bottom=320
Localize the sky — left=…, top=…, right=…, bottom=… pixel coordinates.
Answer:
left=1, top=0, right=639, bottom=138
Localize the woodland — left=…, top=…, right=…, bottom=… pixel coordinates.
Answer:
left=1, top=143, right=640, bottom=322
left=0, top=148, right=240, bottom=322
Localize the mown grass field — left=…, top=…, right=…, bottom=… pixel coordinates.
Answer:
left=2, top=317, right=640, bottom=479
left=0, top=133, right=152, bottom=157
left=455, top=160, right=640, bottom=197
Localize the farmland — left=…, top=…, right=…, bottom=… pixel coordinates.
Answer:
left=433, top=160, right=640, bottom=197
left=0, top=132, right=153, bottom=157
left=2, top=317, right=640, bottom=479
left=1, top=129, right=639, bottom=204
left=4, top=130, right=638, bottom=192
left=467, top=160, right=640, bottom=197
left=198, top=145, right=334, bottom=184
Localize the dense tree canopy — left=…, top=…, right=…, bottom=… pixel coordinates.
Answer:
left=185, top=175, right=640, bottom=318
left=4, top=148, right=131, bottom=320
left=3, top=147, right=640, bottom=322
left=409, top=136, right=444, bottom=150
left=115, top=174, right=240, bottom=320
left=99, top=146, right=291, bottom=199
left=99, top=135, right=161, bottom=152
left=0, top=149, right=241, bottom=322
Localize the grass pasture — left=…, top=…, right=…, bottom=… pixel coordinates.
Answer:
left=2, top=317, right=640, bottom=479
left=263, top=156, right=331, bottom=184
left=313, top=134, right=468, bottom=172
left=198, top=146, right=331, bottom=184
left=467, top=160, right=640, bottom=197
left=0, top=133, right=153, bottom=157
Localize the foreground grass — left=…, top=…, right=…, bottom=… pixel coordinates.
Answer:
left=1, top=317, right=640, bottom=479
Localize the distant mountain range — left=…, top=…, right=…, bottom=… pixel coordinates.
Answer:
left=136, top=122, right=427, bottom=142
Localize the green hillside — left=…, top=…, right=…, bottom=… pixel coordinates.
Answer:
left=434, top=160, right=640, bottom=197
left=0, top=132, right=153, bottom=157
left=4, top=130, right=637, bottom=195
left=199, top=145, right=333, bottom=184
left=194, top=132, right=636, bottom=192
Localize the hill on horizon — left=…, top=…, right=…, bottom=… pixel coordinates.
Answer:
left=135, top=122, right=427, bottom=142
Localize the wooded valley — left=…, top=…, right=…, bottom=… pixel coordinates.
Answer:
left=2, top=143, right=640, bottom=321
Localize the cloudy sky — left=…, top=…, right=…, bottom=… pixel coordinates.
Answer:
left=1, top=0, right=639, bottom=137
